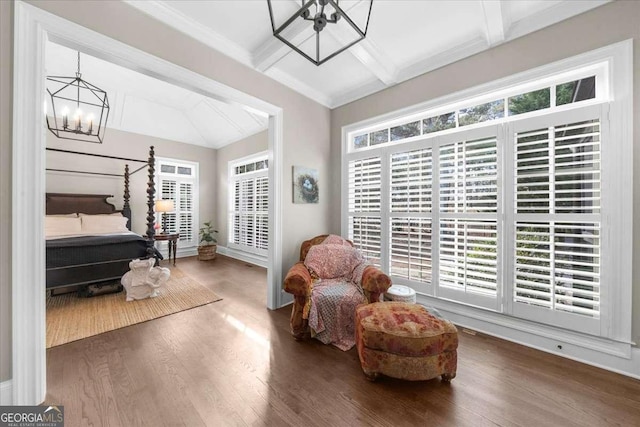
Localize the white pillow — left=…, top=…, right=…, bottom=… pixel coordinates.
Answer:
left=45, top=216, right=82, bottom=237
left=81, top=215, right=129, bottom=234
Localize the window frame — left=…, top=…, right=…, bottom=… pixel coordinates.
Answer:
left=155, top=157, right=200, bottom=248
left=228, top=151, right=269, bottom=258
left=341, top=41, right=633, bottom=344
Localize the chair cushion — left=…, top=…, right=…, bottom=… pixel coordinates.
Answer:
left=356, top=302, right=458, bottom=357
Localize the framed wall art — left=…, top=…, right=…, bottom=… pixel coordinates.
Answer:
left=293, top=166, right=319, bottom=204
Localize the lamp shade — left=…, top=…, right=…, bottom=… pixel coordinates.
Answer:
left=155, top=199, right=175, bottom=213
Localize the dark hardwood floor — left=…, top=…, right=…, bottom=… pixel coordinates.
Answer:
left=46, top=255, right=640, bottom=426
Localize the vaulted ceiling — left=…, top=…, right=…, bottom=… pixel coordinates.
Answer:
left=45, top=41, right=268, bottom=149
left=127, top=0, right=609, bottom=109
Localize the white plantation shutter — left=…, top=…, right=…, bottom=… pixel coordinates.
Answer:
left=437, top=134, right=499, bottom=308
left=513, top=116, right=602, bottom=333
left=440, top=219, right=498, bottom=294
left=390, top=149, right=432, bottom=212
left=229, top=155, right=269, bottom=256
left=348, top=156, right=382, bottom=266
left=389, top=217, right=432, bottom=284
left=179, top=183, right=194, bottom=242
left=348, top=216, right=381, bottom=267
left=349, top=157, right=381, bottom=212
left=343, top=51, right=631, bottom=343
left=157, top=159, right=198, bottom=248
left=256, top=177, right=269, bottom=250
left=389, top=148, right=433, bottom=290
left=160, top=179, right=178, bottom=235
left=439, top=137, right=498, bottom=214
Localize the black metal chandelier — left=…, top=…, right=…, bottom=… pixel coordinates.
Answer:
left=267, top=0, right=373, bottom=66
left=46, top=52, right=110, bottom=144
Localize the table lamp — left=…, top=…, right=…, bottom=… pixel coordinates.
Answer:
left=154, top=199, right=175, bottom=235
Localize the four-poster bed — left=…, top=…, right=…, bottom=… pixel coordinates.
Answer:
left=45, top=146, right=160, bottom=296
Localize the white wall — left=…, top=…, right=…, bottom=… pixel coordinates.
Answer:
left=1, top=0, right=332, bottom=383
left=46, top=128, right=217, bottom=238
left=216, top=131, right=268, bottom=248
left=330, top=1, right=640, bottom=345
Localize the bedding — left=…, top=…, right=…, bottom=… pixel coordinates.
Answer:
left=80, top=215, right=129, bottom=234
left=45, top=216, right=82, bottom=237
left=46, top=232, right=162, bottom=290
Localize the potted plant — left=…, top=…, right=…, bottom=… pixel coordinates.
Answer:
left=198, top=221, right=218, bottom=261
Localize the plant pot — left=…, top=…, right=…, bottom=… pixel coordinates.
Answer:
left=198, top=244, right=217, bottom=261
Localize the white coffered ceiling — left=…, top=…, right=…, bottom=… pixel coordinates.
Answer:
left=45, top=41, right=268, bottom=149
left=126, top=0, right=609, bottom=109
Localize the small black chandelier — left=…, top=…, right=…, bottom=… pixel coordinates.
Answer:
left=46, top=52, right=110, bottom=144
left=267, top=0, right=373, bottom=66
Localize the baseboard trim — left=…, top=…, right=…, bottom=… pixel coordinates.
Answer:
left=156, top=244, right=198, bottom=260
left=176, top=247, right=198, bottom=258
left=217, top=246, right=268, bottom=268
left=417, top=294, right=640, bottom=379
left=0, top=380, right=12, bottom=405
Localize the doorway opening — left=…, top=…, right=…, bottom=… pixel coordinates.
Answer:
left=12, top=1, right=283, bottom=405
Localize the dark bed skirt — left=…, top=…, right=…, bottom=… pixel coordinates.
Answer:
left=46, top=234, right=161, bottom=290
left=46, top=258, right=132, bottom=289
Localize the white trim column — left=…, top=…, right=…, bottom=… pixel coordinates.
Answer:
left=13, top=1, right=47, bottom=405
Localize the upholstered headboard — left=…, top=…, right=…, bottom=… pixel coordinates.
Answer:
left=45, top=193, right=131, bottom=230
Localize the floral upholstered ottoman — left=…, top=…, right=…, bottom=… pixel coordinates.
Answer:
left=355, top=302, right=458, bottom=382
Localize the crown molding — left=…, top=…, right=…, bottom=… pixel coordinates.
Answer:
left=263, top=67, right=333, bottom=108
left=397, top=36, right=490, bottom=91
left=330, top=77, right=387, bottom=109
left=325, top=35, right=490, bottom=108
left=124, top=0, right=253, bottom=67
left=505, top=0, right=610, bottom=41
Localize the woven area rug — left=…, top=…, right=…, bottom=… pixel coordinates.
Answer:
left=46, top=267, right=221, bottom=348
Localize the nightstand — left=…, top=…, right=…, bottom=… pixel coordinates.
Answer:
left=155, top=233, right=180, bottom=265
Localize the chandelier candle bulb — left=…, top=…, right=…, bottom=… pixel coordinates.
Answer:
left=74, top=109, right=82, bottom=131
left=61, top=106, right=69, bottom=129
left=87, top=113, right=95, bottom=133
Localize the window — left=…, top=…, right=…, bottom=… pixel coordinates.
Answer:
left=510, top=109, right=602, bottom=334
left=350, top=70, right=603, bottom=151
left=342, top=43, right=632, bottom=341
left=156, top=158, right=198, bottom=247
left=229, top=153, right=269, bottom=257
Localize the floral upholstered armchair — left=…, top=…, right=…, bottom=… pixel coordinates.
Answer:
left=283, top=234, right=391, bottom=349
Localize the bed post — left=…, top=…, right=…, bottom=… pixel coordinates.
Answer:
left=123, top=164, right=132, bottom=230
left=146, top=146, right=156, bottom=258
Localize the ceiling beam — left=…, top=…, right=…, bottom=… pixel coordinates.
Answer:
left=329, top=27, right=398, bottom=86
left=481, top=0, right=508, bottom=47
left=252, top=18, right=314, bottom=72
